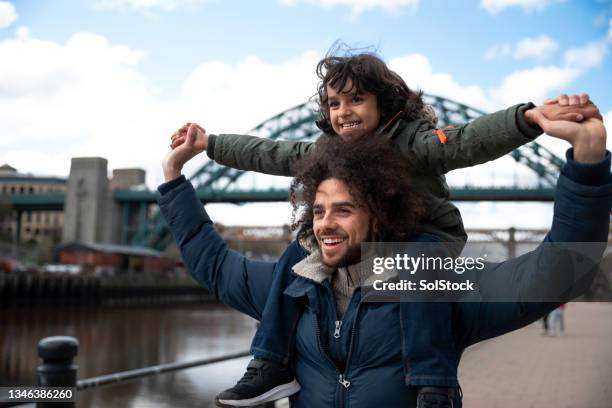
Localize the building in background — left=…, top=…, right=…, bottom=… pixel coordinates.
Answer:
left=61, top=158, right=149, bottom=246
left=0, top=161, right=149, bottom=249
left=218, top=225, right=293, bottom=260
left=0, top=164, right=66, bottom=243
left=54, top=242, right=178, bottom=276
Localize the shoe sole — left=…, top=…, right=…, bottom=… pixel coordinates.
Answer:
left=215, top=379, right=301, bottom=407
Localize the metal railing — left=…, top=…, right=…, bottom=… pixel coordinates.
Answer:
left=2, top=336, right=274, bottom=408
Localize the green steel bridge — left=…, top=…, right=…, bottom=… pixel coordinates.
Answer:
left=2, top=95, right=565, bottom=249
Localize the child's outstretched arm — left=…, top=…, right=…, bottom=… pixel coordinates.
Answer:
left=170, top=123, right=316, bottom=177
left=400, top=94, right=602, bottom=175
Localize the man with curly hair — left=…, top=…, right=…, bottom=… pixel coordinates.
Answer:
left=159, top=109, right=611, bottom=407
left=169, top=49, right=602, bottom=407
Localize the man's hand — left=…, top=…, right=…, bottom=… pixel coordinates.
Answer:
left=162, top=123, right=208, bottom=181
left=525, top=93, right=603, bottom=125
left=527, top=109, right=607, bottom=164
left=170, top=122, right=208, bottom=150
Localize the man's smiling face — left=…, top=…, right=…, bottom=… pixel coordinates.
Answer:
left=327, top=79, right=380, bottom=142
left=313, top=178, right=374, bottom=267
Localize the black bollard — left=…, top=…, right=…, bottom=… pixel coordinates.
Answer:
left=37, top=336, right=79, bottom=408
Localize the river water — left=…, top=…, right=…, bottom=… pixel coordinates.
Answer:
left=0, top=302, right=257, bottom=407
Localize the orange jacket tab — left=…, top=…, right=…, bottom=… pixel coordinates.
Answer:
left=436, top=128, right=447, bottom=144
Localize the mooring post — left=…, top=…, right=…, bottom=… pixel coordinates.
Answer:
left=37, top=336, right=79, bottom=408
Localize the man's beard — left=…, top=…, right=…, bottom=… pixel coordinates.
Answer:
left=322, top=242, right=361, bottom=268
left=320, top=223, right=375, bottom=268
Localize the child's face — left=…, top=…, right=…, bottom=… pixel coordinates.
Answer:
left=327, top=79, right=380, bottom=142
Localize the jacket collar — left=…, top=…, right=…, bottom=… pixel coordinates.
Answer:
left=291, top=250, right=334, bottom=283
left=291, top=246, right=398, bottom=286
left=378, top=104, right=438, bottom=142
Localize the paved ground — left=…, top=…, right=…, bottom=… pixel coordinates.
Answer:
left=459, top=302, right=612, bottom=408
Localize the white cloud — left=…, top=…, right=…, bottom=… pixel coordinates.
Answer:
left=513, top=35, right=558, bottom=60
left=0, top=1, right=17, bottom=28
left=481, top=21, right=611, bottom=109
left=388, top=54, right=489, bottom=110
left=604, top=110, right=612, bottom=152
left=15, top=25, right=29, bottom=40
left=0, top=29, right=320, bottom=191
left=605, top=110, right=612, bottom=127
left=564, top=40, right=609, bottom=69
left=480, top=0, right=559, bottom=15
left=181, top=53, right=319, bottom=136
left=279, top=0, right=419, bottom=15
left=389, top=52, right=590, bottom=112
left=485, top=35, right=558, bottom=61
left=95, top=0, right=208, bottom=13
left=488, top=66, right=580, bottom=108
left=608, top=17, right=612, bottom=40
left=0, top=28, right=596, bottom=183
left=0, top=31, right=166, bottom=182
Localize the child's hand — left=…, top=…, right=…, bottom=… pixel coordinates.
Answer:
left=525, top=93, right=603, bottom=125
left=527, top=108, right=606, bottom=164
left=162, top=123, right=208, bottom=181
left=544, top=93, right=590, bottom=106
left=170, top=122, right=208, bottom=151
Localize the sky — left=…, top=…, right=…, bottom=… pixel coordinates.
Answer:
left=1, top=0, right=611, bottom=229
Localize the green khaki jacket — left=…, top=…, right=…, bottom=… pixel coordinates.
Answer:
left=206, top=103, right=542, bottom=247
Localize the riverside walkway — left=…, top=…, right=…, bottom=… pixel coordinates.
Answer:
left=459, top=302, right=612, bottom=408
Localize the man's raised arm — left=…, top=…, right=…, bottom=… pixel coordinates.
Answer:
left=454, top=114, right=611, bottom=348
left=159, top=130, right=289, bottom=319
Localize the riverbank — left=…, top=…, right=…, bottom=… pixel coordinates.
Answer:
left=0, top=273, right=212, bottom=306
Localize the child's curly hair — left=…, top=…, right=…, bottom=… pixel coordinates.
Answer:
left=290, top=135, right=424, bottom=245
left=314, top=46, right=427, bottom=134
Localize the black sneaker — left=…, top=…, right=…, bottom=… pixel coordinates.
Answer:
left=416, top=387, right=454, bottom=408
left=215, top=358, right=301, bottom=407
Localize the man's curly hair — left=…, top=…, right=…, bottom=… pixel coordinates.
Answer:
left=290, top=135, right=425, bottom=245
left=314, top=46, right=427, bottom=134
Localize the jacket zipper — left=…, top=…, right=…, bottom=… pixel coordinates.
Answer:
left=334, top=319, right=343, bottom=371
left=305, top=279, right=362, bottom=407
left=334, top=293, right=364, bottom=408
left=340, top=296, right=362, bottom=387
left=313, top=315, right=345, bottom=408
left=338, top=374, right=351, bottom=388
left=333, top=320, right=343, bottom=339
left=313, top=315, right=342, bottom=373
left=316, top=284, right=356, bottom=408
left=326, top=285, right=348, bottom=382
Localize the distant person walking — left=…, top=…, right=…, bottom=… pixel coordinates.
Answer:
left=541, top=312, right=550, bottom=334
left=547, top=304, right=566, bottom=336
